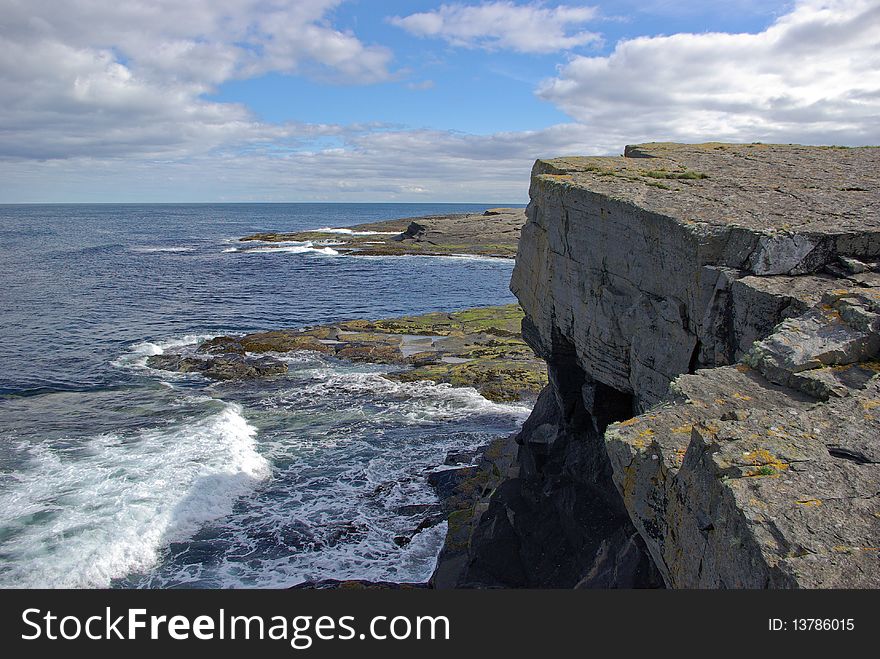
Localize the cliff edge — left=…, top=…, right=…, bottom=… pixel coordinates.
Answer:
left=433, top=143, right=879, bottom=588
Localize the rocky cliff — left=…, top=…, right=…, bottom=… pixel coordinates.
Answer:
left=433, top=143, right=880, bottom=588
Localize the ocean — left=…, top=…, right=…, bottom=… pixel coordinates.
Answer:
left=0, top=203, right=529, bottom=588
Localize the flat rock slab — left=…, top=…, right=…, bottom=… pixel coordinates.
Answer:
left=543, top=143, right=880, bottom=235
left=239, top=208, right=527, bottom=259
left=145, top=304, right=547, bottom=403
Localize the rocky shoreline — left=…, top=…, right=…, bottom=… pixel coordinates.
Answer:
left=145, top=302, right=545, bottom=590
left=154, top=145, right=880, bottom=589
left=238, top=207, right=525, bottom=258
left=146, top=304, right=546, bottom=403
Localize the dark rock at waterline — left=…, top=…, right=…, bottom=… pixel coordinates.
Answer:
left=392, top=221, right=428, bottom=241
left=395, top=503, right=442, bottom=517
left=146, top=352, right=287, bottom=380
left=393, top=511, right=448, bottom=548
left=427, top=467, right=480, bottom=504
left=197, top=335, right=247, bottom=355
left=443, top=449, right=481, bottom=466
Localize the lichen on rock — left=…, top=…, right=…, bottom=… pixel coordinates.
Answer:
left=434, top=142, right=880, bottom=589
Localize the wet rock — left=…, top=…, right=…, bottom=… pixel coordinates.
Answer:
left=167, top=305, right=546, bottom=400
left=197, top=336, right=246, bottom=355
left=239, top=331, right=333, bottom=354
left=444, top=449, right=481, bottom=466
left=146, top=352, right=287, bottom=380
left=427, top=467, right=480, bottom=504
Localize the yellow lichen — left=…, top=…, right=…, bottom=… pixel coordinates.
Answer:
left=796, top=499, right=822, bottom=507
left=743, top=448, right=790, bottom=477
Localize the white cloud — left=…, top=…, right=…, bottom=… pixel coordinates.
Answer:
left=0, top=0, right=393, bottom=160
left=0, top=123, right=603, bottom=202
left=537, top=0, right=880, bottom=148
left=389, top=2, right=600, bottom=53
left=1, top=0, right=877, bottom=203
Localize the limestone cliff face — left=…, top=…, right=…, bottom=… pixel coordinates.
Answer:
left=434, top=143, right=880, bottom=588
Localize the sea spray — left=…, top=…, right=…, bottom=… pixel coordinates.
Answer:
left=0, top=402, right=269, bottom=588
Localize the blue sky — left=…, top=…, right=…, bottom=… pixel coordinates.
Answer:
left=0, top=1, right=877, bottom=202
left=210, top=1, right=789, bottom=134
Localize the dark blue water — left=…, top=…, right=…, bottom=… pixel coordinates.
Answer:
left=0, top=204, right=529, bottom=588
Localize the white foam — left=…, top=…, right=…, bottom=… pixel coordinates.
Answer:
left=262, top=369, right=532, bottom=432
left=0, top=403, right=270, bottom=588
left=312, top=227, right=399, bottom=236
left=236, top=242, right=340, bottom=256
left=353, top=253, right=511, bottom=263
left=179, top=365, right=532, bottom=588
left=111, top=334, right=213, bottom=371
left=130, top=246, right=194, bottom=253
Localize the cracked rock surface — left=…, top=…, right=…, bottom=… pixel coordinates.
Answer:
left=435, top=143, right=879, bottom=589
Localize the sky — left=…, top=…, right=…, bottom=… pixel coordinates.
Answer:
left=0, top=0, right=878, bottom=203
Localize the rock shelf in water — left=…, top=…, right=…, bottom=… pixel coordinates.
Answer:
left=146, top=304, right=547, bottom=403
left=238, top=207, right=525, bottom=258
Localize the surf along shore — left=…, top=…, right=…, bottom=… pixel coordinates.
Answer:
left=146, top=206, right=540, bottom=587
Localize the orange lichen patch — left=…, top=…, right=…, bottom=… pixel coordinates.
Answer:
left=819, top=305, right=842, bottom=320
left=735, top=364, right=752, bottom=373
left=796, top=499, right=822, bottom=507
left=714, top=398, right=727, bottom=405
left=671, top=424, right=693, bottom=434
left=618, top=417, right=641, bottom=427
left=629, top=428, right=656, bottom=449
left=861, top=400, right=880, bottom=411
left=733, top=392, right=752, bottom=401
left=743, top=448, right=790, bottom=477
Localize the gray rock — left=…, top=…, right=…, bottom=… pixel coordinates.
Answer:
left=146, top=352, right=287, bottom=380
left=449, top=142, right=880, bottom=589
